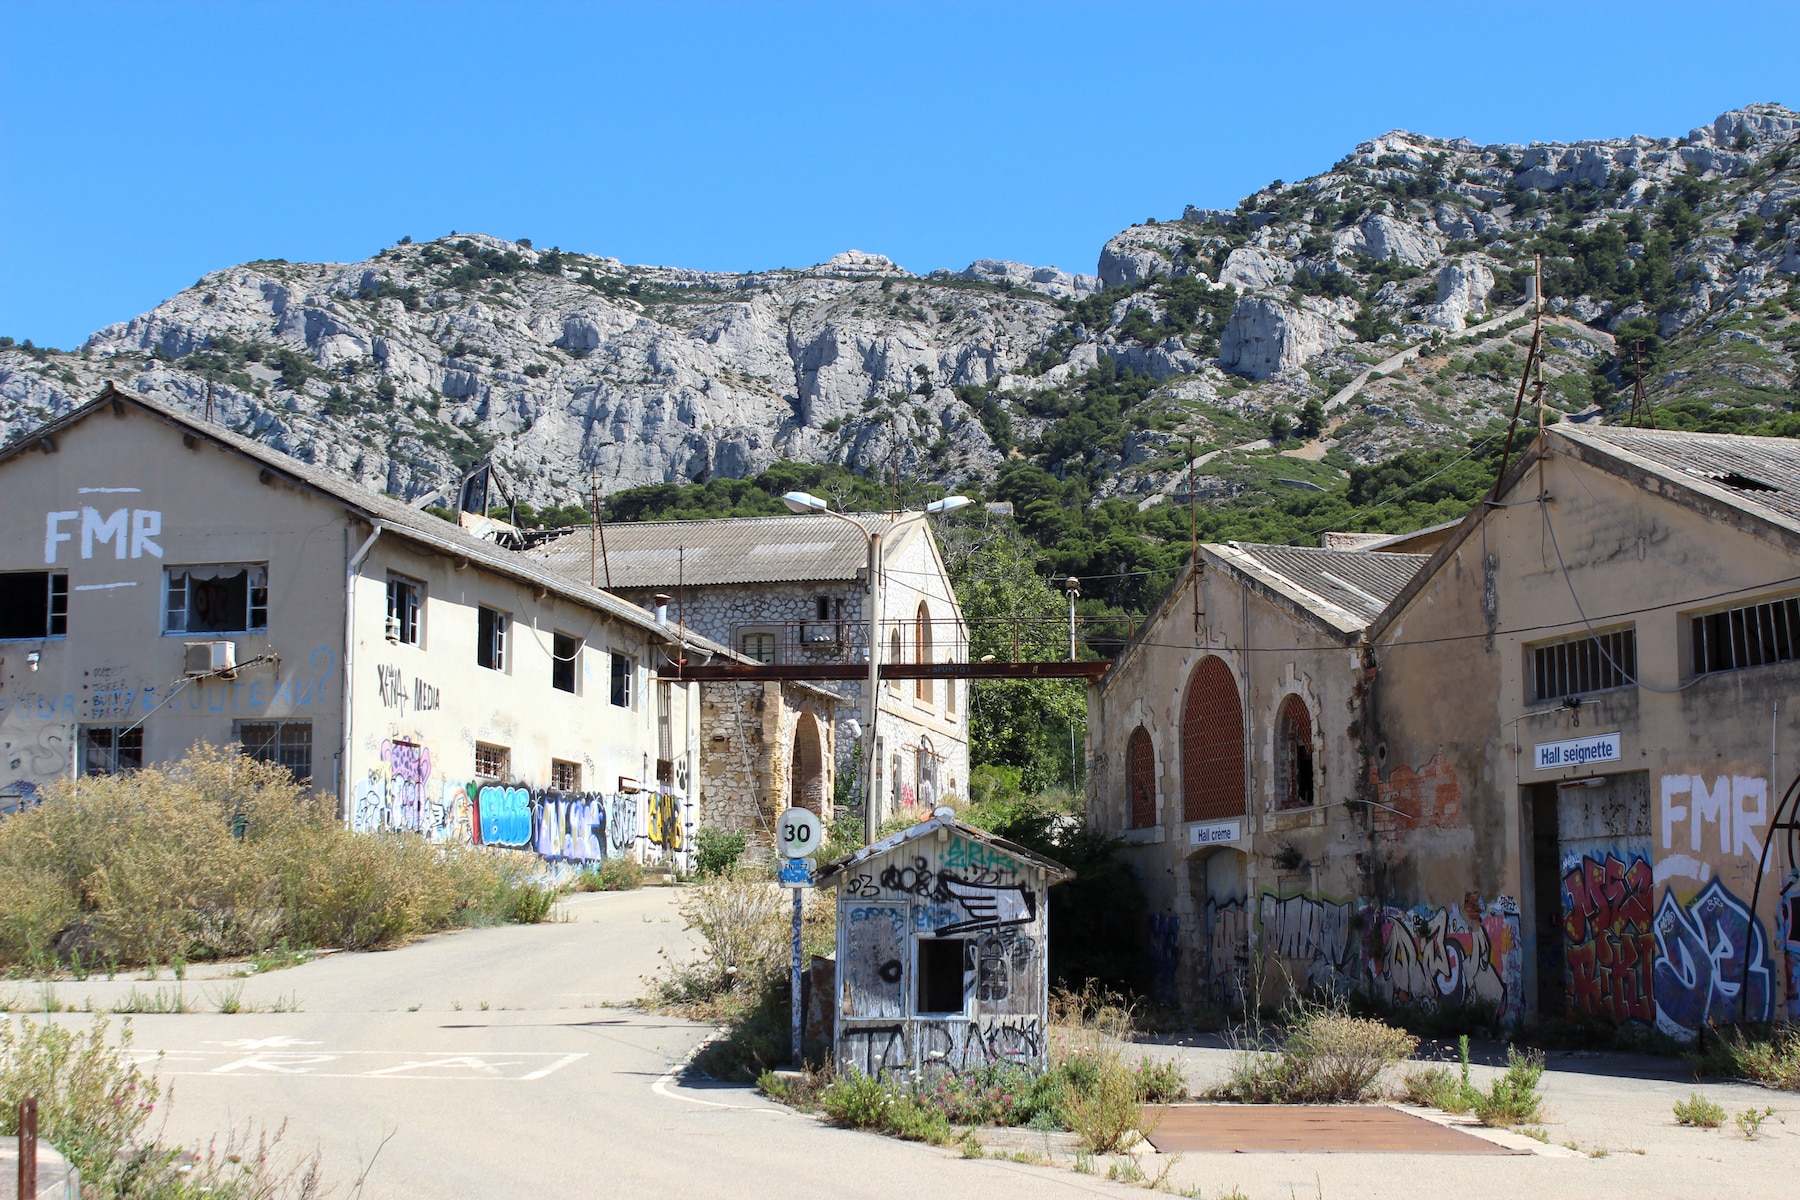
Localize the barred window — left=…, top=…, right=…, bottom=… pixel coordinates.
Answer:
left=550, top=758, right=581, bottom=791
left=1692, top=595, right=1800, bottom=676
left=475, top=742, right=510, bottom=779
left=1530, top=628, right=1636, bottom=702
left=235, top=720, right=313, bottom=782
left=80, top=725, right=144, bottom=776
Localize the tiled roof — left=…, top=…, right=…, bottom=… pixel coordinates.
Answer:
left=527, top=513, right=899, bottom=588
left=1556, top=425, right=1800, bottom=533
left=2, top=385, right=729, bottom=653
left=1210, top=542, right=1430, bottom=632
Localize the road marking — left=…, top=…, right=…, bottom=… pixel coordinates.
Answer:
left=128, top=1048, right=586, bottom=1082
left=208, top=1036, right=321, bottom=1050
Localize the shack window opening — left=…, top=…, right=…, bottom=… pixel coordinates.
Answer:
left=916, top=937, right=970, bottom=1015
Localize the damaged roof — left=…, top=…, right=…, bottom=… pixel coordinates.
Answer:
left=1555, top=424, right=1800, bottom=537
left=526, top=512, right=901, bottom=588
left=1209, top=542, right=1430, bottom=634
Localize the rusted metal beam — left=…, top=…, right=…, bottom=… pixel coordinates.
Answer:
left=663, top=661, right=1112, bottom=682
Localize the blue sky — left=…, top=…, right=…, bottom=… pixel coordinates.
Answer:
left=3, top=1, right=1797, bottom=348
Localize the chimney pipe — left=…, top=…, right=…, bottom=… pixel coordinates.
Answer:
left=652, top=592, right=670, bottom=625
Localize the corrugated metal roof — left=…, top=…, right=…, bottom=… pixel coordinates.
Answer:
left=527, top=513, right=899, bottom=588
left=1558, top=425, right=1800, bottom=531
left=1215, top=542, right=1429, bottom=629
left=1, top=386, right=727, bottom=653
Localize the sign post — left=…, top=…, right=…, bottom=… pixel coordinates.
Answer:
left=776, top=807, right=822, bottom=1067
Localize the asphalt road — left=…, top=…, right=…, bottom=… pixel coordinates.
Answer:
left=38, top=888, right=1123, bottom=1200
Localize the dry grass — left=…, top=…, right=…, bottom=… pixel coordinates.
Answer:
left=0, top=745, right=555, bottom=972
left=1219, top=997, right=1418, bottom=1104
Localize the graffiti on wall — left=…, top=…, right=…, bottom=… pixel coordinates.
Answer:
left=1259, top=893, right=1359, bottom=995
left=1562, top=851, right=1656, bottom=1024
left=1148, top=913, right=1179, bottom=1001
left=1780, top=875, right=1800, bottom=1024
left=647, top=790, right=684, bottom=853
left=1366, top=898, right=1522, bottom=1029
left=1652, top=877, right=1773, bottom=1038
left=1201, top=897, right=1250, bottom=1006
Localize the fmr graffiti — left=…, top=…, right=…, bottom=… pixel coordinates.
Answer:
left=1562, top=851, right=1656, bottom=1024
left=1660, top=774, right=1768, bottom=860
left=1366, top=898, right=1522, bottom=1029
left=1652, top=878, right=1774, bottom=1039
left=1259, top=893, right=1358, bottom=994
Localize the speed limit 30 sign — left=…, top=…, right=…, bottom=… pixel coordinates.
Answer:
left=777, top=806, right=822, bottom=860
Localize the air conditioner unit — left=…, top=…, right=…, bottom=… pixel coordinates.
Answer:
left=801, top=623, right=840, bottom=646
left=184, top=641, right=236, bottom=676
left=385, top=615, right=402, bottom=642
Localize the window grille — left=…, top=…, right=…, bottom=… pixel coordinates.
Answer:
left=475, top=742, right=509, bottom=779
left=551, top=759, right=581, bottom=791
left=1127, top=726, right=1155, bottom=829
left=235, top=720, right=313, bottom=782
left=1530, top=628, right=1637, bottom=701
left=1691, top=595, right=1800, bottom=676
left=80, top=726, right=144, bottom=776
left=1180, top=657, right=1244, bottom=822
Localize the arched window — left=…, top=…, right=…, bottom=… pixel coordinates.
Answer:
left=1127, top=726, right=1156, bottom=829
left=887, top=628, right=904, bottom=696
left=1181, top=656, right=1244, bottom=822
left=917, top=734, right=938, bottom=806
left=914, top=601, right=934, bottom=704
left=1275, top=695, right=1315, bottom=810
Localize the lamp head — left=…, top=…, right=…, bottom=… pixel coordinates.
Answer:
left=923, top=495, right=972, bottom=515
left=781, top=490, right=828, bottom=514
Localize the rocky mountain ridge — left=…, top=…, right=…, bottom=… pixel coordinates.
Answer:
left=4, top=102, right=1798, bottom=515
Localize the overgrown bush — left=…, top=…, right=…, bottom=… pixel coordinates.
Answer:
left=1220, top=999, right=1417, bottom=1103
left=572, top=857, right=646, bottom=892
left=1400, top=1036, right=1546, bottom=1126
left=1690, top=1025, right=1800, bottom=1091
left=694, top=827, right=748, bottom=878
left=0, top=745, right=553, bottom=971
left=1673, top=1091, right=1727, bottom=1127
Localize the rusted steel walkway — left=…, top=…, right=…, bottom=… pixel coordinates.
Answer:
left=1143, top=1105, right=1520, bottom=1155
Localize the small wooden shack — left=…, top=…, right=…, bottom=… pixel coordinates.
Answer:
left=815, top=808, right=1073, bottom=1077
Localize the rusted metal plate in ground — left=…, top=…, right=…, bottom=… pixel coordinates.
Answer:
left=1143, top=1105, right=1521, bottom=1155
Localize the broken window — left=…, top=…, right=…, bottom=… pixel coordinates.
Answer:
left=1275, top=695, right=1314, bottom=810
left=476, top=606, right=508, bottom=671
left=610, top=651, right=634, bottom=708
left=80, top=725, right=143, bottom=776
left=386, top=575, right=422, bottom=646
left=552, top=631, right=580, bottom=693
left=0, top=571, right=67, bottom=640
left=915, top=937, right=969, bottom=1015
left=164, top=564, right=267, bottom=634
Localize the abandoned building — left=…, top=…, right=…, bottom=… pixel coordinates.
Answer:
left=816, top=809, right=1071, bottom=1076
left=1090, top=423, right=1800, bottom=1035
left=529, top=511, right=972, bottom=820
left=0, top=385, right=718, bottom=869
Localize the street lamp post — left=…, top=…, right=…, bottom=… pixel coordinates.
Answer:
left=782, top=490, right=970, bottom=845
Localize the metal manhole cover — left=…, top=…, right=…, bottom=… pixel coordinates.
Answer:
left=1142, top=1104, right=1521, bottom=1155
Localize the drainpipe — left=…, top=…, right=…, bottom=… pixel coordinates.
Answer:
left=863, top=529, right=883, bottom=845
left=340, top=521, right=383, bottom=825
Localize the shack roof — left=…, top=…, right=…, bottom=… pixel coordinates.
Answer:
left=527, top=512, right=902, bottom=588
left=815, top=810, right=1075, bottom=887
left=2, top=385, right=730, bottom=655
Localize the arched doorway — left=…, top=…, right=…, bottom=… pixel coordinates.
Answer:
left=790, top=712, right=825, bottom=815
left=1181, top=656, right=1244, bottom=821
left=1127, top=725, right=1156, bottom=828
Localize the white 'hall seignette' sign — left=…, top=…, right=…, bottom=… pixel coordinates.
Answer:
left=1533, top=731, right=1621, bottom=772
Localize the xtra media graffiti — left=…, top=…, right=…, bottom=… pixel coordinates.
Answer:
left=1652, top=878, right=1773, bottom=1039
left=1366, top=898, right=1522, bottom=1029
left=1561, top=851, right=1655, bottom=1024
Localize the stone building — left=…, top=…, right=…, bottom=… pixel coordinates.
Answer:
left=529, top=513, right=971, bottom=824
left=0, top=385, right=710, bottom=871
left=1088, top=540, right=1427, bottom=1010
left=1089, top=423, right=1800, bottom=1034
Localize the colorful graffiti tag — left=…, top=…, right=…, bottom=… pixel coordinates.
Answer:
left=1652, top=877, right=1773, bottom=1038
left=1782, top=875, right=1800, bottom=1024
left=1562, top=851, right=1656, bottom=1024
left=1259, top=893, right=1358, bottom=994
left=1366, top=898, right=1522, bottom=1029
